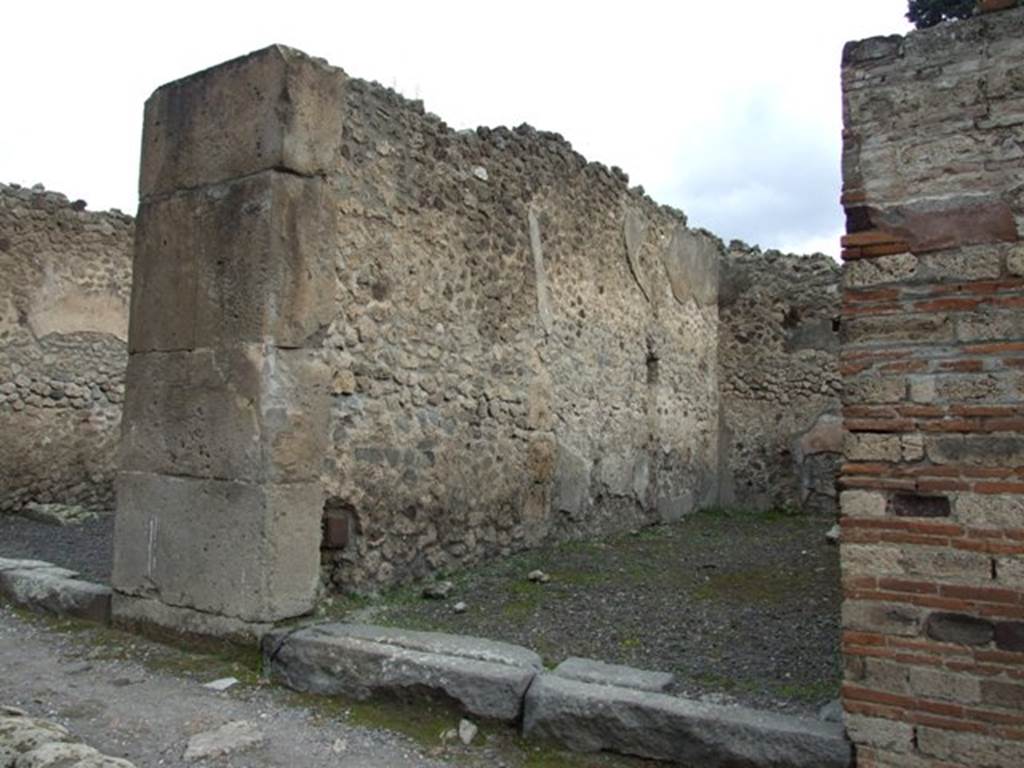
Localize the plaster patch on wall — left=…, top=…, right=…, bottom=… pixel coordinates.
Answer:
left=660, top=226, right=719, bottom=307
left=528, top=206, right=554, bottom=336
left=623, top=207, right=651, bottom=302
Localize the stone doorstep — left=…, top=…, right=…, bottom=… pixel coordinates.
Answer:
left=265, top=623, right=852, bottom=767
left=0, top=557, right=111, bottom=625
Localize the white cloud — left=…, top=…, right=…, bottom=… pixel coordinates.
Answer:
left=1, top=0, right=910, bottom=256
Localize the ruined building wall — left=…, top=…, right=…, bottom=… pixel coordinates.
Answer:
left=109, top=44, right=723, bottom=635
left=840, top=8, right=1024, bottom=768
left=718, top=245, right=842, bottom=514
left=322, top=76, right=721, bottom=590
left=0, top=183, right=132, bottom=514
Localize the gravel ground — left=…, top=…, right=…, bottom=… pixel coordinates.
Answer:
left=0, top=512, right=114, bottom=581
left=0, top=605, right=658, bottom=768
left=334, top=510, right=842, bottom=717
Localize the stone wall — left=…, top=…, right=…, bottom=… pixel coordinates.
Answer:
left=319, top=73, right=721, bottom=590
left=0, top=183, right=132, bottom=515
left=718, top=244, right=841, bottom=514
left=840, top=7, right=1024, bottom=767
left=112, top=46, right=722, bottom=635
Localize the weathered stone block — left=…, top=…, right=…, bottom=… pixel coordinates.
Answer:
left=843, top=376, right=905, bottom=405
left=909, top=667, right=980, bottom=703
left=130, top=172, right=336, bottom=352
left=112, top=472, right=322, bottom=623
left=842, top=599, right=924, bottom=637
left=955, top=493, right=1024, bottom=529
left=552, top=657, right=675, bottom=693
left=843, top=252, right=917, bottom=289
left=0, top=560, right=111, bottom=624
left=843, top=313, right=953, bottom=346
left=924, top=612, right=994, bottom=646
left=980, top=679, right=1024, bottom=710
left=995, top=554, right=1024, bottom=587
left=844, top=432, right=902, bottom=462
left=917, top=726, right=1024, bottom=766
left=840, top=490, right=887, bottom=518
left=140, top=45, right=345, bottom=197
left=843, top=714, right=913, bottom=754
left=120, top=346, right=328, bottom=483
left=926, top=434, right=1024, bottom=467
left=891, top=493, right=950, bottom=518
left=995, top=621, right=1024, bottom=652
left=263, top=623, right=541, bottom=722
left=522, top=675, right=851, bottom=768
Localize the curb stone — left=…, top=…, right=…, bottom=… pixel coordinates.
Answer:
left=263, top=623, right=542, bottom=722
left=552, top=656, right=675, bottom=693
left=523, top=673, right=852, bottom=768
left=264, top=623, right=852, bottom=766
left=0, top=558, right=111, bottom=624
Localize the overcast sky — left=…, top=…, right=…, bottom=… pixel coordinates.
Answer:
left=2, top=1, right=911, bottom=257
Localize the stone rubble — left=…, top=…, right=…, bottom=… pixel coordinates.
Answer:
left=0, top=709, right=135, bottom=768
left=182, top=720, right=265, bottom=762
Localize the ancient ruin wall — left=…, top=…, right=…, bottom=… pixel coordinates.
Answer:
left=111, top=46, right=721, bottom=636
left=840, top=8, right=1024, bottom=768
left=0, top=183, right=132, bottom=514
left=322, top=76, right=721, bottom=590
left=718, top=244, right=841, bottom=514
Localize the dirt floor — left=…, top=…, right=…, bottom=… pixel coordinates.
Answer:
left=329, top=509, right=842, bottom=717
left=0, top=511, right=114, bottom=581
left=0, top=604, right=659, bottom=768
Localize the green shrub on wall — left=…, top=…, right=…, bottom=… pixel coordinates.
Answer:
left=907, top=0, right=974, bottom=28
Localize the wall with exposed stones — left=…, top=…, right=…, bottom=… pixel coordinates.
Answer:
left=0, top=183, right=132, bottom=515
left=110, top=44, right=723, bottom=636
left=718, top=244, right=842, bottom=514
left=840, top=7, right=1024, bottom=768
left=321, top=74, right=721, bottom=590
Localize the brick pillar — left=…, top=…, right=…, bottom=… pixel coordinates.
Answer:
left=111, top=46, right=344, bottom=639
left=839, top=10, right=1024, bottom=768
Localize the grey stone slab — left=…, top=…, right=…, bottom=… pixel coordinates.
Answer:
left=552, top=657, right=674, bottom=693
left=311, top=624, right=543, bottom=670
left=0, top=565, right=111, bottom=624
left=113, top=473, right=322, bottom=624
left=130, top=172, right=336, bottom=352
left=111, top=593, right=272, bottom=644
left=0, top=558, right=72, bottom=574
left=120, top=346, right=329, bottom=483
left=264, top=623, right=541, bottom=722
left=140, top=45, right=346, bottom=197
left=523, top=675, right=851, bottom=768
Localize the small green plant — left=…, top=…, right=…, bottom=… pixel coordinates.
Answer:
left=906, top=0, right=978, bottom=29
